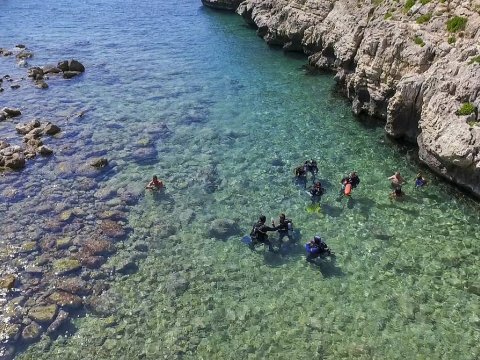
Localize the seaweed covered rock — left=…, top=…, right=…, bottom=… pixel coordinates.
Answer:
left=208, top=218, right=239, bottom=239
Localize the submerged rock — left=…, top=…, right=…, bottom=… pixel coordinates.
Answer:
left=208, top=218, right=239, bottom=239
left=47, top=291, right=83, bottom=309
left=1, top=107, right=21, bottom=118
left=28, top=304, right=58, bottom=325
left=52, top=258, right=81, bottom=276
left=21, top=322, right=42, bottom=343
left=90, top=158, right=108, bottom=168
left=85, top=290, right=120, bottom=316
left=46, top=310, right=69, bottom=334
left=0, top=274, right=16, bottom=290
left=55, top=278, right=91, bottom=296
left=99, top=220, right=126, bottom=239
left=0, top=323, right=21, bottom=343
left=83, top=238, right=116, bottom=256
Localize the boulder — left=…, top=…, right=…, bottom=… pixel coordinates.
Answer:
left=21, top=322, right=42, bottom=343
left=99, top=220, right=126, bottom=239
left=28, top=304, right=58, bottom=325
left=55, top=278, right=91, bottom=296
left=55, top=237, right=72, bottom=249
left=2, top=107, right=21, bottom=117
left=18, top=241, right=38, bottom=254
left=4, top=153, right=25, bottom=170
left=35, top=80, right=48, bottom=89
left=46, top=310, right=69, bottom=334
left=80, top=255, right=106, bottom=269
left=0, top=275, right=16, bottom=290
left=43, top=122, right=61, bottom=135
left=208, top=218, right=239, bottom=239
left=0, top=323, right=21, bottom=343
left=83, top=238, right=116, bottom=256
left=27, top=67, right=43, bottom=79
left=68, top=59, right=85, bottom=72
left=63, top=71, right=82, bottom=79
left=43, top=64, right=61, bottom=74
left=115, top=258, right=138, bottom=275
left=16, top=50, right=33, bottom=60
left=90, top=158, right=108, bottom=168
left=47, top=291, right=83, bottom=309
left=52, top=258, right=81, bottom=275
left=37, top=145, right=53, bottom=156
left=97, top=210, right=128, bottom=221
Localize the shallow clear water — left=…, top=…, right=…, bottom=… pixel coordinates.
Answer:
left=1, top=0, right=479, bottom=359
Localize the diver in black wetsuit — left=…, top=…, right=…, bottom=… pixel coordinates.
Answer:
left=250, top=215, right=277, bottom=251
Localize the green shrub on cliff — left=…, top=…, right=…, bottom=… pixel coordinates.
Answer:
left=416, top=13, right=432, bottom=24
left=448, top=36, right=456, bottom=44
left=446, top=16, right=467, bottom=33
left=420, top=0, right=430, bottom=4
left=468, top=56, right=480, bottom=65
left=384, top=12, right=393, bottom=19
left=457, top=103, right=476, bottom=116
left=414, top=36, right=425, bottom=47
left=404, top=0, right=416, bottom=11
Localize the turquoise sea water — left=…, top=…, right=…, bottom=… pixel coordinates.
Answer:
left=1, top=0, right=479, bottom=359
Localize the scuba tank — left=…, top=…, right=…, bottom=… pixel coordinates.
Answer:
left=287, top=221, right=293, bottom=237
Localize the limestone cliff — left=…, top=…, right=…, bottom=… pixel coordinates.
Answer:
left=205, top=0, right=480, bottom=197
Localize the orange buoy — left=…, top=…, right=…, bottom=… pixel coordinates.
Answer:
left=344, top=183, right=352, bottom=196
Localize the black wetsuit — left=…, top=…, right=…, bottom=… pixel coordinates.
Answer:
left=306, top=161, right=318, bottom=176
left=251, top=221, right=277, bottom=250
left=295, top=167, right=307, bottom=188
left=349, top=175, right=360, bottom=188
left=276, top=218, right=292, bottom=241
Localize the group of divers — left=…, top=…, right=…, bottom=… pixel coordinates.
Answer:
left=246, top=159, right=428, bottom=263
left=145, top=159, right=428, bottom=264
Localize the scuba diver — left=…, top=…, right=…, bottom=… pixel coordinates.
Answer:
left=305, top=235, right=333, bottom=262
left=415, top=173, right=428, bottom=188
left=349, top=172, right=360, bottom=188
left=304, top=159, right=319, bottom=178
left=272, top=213, right=294, bottom=242
left=339, top=172, right=360, bottom=196
left=308, top=181, right=325, bottom=201
left=249, top=215, right=277, bottom=252
left=294, top=165, right=308, bottom=189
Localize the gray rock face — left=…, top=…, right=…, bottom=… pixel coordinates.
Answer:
left=201, top=0, right=242, bottom=11
left=236, top=0, right=480, bottom=197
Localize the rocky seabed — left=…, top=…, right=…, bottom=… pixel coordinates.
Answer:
left=204, top=0, right=480, bottom=197
left=0, top=45, right=166, bottom=359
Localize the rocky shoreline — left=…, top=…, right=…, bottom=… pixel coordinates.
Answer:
left=203, top=0, right=480, bottom=198
left=0, top=46, right=153, bottom=359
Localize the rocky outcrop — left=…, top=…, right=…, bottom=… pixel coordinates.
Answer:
left=201, top=0, right=242, bottom=11
left=232, top=0, right=480, bottom=197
